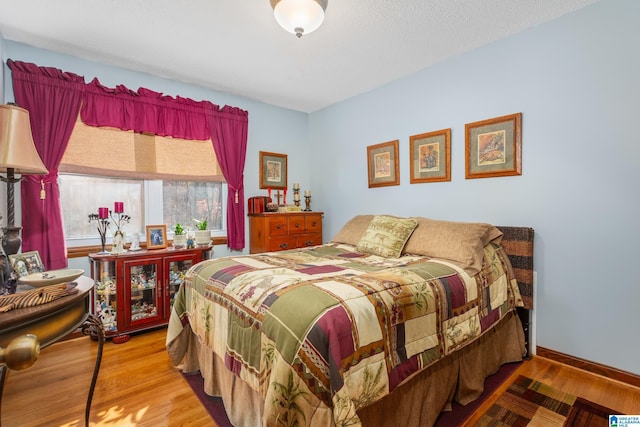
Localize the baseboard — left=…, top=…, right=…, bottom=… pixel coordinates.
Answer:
left=537, top=346, right=640, bottom=388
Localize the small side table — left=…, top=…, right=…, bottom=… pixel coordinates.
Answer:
left=0, top=276, right=103, bottom=426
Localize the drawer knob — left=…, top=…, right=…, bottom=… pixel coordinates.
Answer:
left=276, top=224, right=283, bottom=229
left=280, top=243, right=289, bottom=249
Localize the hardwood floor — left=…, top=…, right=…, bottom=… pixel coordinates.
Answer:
left=2, top=328, right=639, bottom=426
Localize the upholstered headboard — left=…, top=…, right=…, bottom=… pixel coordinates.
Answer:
left=496, top=226, right=534, bottom=310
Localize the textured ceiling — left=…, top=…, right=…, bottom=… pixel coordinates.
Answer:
left=0, top=0, right=599, bottom=112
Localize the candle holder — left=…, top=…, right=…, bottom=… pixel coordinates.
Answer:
left=304, top=195, right=312, bottom=212
left=89, top=212, right=111, bottom=254
left=293, top=188, right=300, bottom=207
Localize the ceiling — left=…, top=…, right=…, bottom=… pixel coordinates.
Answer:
left=0, top=0, right=599, bottom=113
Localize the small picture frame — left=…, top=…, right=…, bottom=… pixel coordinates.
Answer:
left=259, top=151, right=287, bottom=190
left=410, top=128, right=451, bottom=183
left=146, top=225, right=168, bottom=250
left=9, top=250, right=45, bottom=278
left=465, top=113, right=522, bottom=179
left=367, top=140, right=400, bottom=188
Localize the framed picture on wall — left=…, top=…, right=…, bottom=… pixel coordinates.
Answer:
left=465, top=113, right=522, bottom=179
left=259, top=151, right=288, bottom=189
left=367, top=140, right=400, bottom=188
left=146, top=225, right=168, bottom=250
left=410, top=128, right=451, bottom=183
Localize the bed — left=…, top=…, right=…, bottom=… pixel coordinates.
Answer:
left=166, top=215, right=534, bottom=426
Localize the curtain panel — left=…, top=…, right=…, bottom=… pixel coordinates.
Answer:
left=8, top=59, right=249, bottom=261
left=7, top=59, right=86, bottom=270
left=208, top=106, right=249, bottom=251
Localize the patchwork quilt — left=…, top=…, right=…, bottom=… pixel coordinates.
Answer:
left=167, top=242, right=523, bottom=426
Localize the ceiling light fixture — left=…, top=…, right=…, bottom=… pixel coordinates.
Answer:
left=270, top=0, right=328, bottom=38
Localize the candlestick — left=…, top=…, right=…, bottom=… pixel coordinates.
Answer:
left=293, top=183, right=300, bottom=190
left=89, top=212, right=111, bottom=254
left=283, top=188, right=287, bottom=205
left=293, top=187, right=300, bottom=207
left=304, top=195, right=312, bottom=212
left=304, top=190, right=311, bottom=197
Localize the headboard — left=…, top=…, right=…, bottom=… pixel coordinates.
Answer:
left=496, top=226, right=534, bottom=310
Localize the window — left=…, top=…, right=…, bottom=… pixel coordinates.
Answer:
left=60, top=174, right=224, bottom=244
left=163, top=181, right=223, bottom=232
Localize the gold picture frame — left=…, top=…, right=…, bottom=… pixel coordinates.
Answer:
left=146, top=224, right=168, bottom=250
left=9, top=250, right=45, bottom=278
left=410, top=128, right=451, bottom=183
left=259, top=151, right=288, bottom=190
left=367, top=140, right=400, bottom=188
left=465, top=113, right=522, bottom=179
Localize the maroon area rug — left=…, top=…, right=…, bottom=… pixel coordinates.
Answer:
left=184, top=361, right=521, bottom=426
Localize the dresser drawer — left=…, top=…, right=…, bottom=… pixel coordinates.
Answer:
left=305, top=215, right=322, bottom=232
left=267, top=216, right=288, bottom=236
left=288, top=215, right=306, bottom=234
left=297, top=233, right=322, bottom=248
left=267, top=235, right=297, bottom=252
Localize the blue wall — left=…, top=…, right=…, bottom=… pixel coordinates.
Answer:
left=309, top=0, right=639, bottom=375
left=3, top=0, right=638, bottom=375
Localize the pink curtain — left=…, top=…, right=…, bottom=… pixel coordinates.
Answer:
left=8, top=59, right=249, bottom=253
left=208, top=106, right=249, bottom=250
left=8, top=59, right=85, bottom=269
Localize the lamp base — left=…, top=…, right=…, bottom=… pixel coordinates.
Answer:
left=2, top=226, right=22, bottom=256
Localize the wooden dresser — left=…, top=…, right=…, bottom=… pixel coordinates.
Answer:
left=249, top=212, right=323, bottom=254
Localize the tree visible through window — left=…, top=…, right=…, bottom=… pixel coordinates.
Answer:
left=163, top=181, right=223, bottom=232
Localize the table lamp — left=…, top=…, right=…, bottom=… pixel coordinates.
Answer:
left=0, top=104, right=49, bottom=255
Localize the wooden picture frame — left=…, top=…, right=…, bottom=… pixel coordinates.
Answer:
left=146, top=224, right=168, bottom=249
left=367, top=140, right=400, bottom=188
left=259, top=151, right=288, bottom=189
left=465, top=113, right=522, bottom=179
left=410, top=128, right=451, bottom=183
left=9, top=250, right=45, bottom=278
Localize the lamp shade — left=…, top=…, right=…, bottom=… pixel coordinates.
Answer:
left=270, top=0, right=327, bottom=38
left=0, top=104, right=48, bottom=175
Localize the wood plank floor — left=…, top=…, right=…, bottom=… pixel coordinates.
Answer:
left=2, top=328, right=639, bottom=426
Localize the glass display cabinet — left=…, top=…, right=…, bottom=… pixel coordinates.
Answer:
left=89, top=246, right=212, bottom=342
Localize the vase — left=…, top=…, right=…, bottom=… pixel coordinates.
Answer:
left=194, top=230, right=211, bottom=246
left=111, top=230, right=126, bottom=254
left=173, top=233, right=187, bottom=248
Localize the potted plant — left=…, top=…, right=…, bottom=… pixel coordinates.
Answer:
left=173, top=223, right=187, bottom=248
left=193, top=219, right=211, bottom=246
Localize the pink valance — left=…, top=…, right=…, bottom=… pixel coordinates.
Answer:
left=81, top=78, right=218, bottom=140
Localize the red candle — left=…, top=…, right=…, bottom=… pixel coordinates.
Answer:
left=283, top=188, right=287, bottom=204
left=114, top=201, right=124, bottom=213
left=98, top=207, right=109, bottom=219
left=268, top=187, right=271, bottom=199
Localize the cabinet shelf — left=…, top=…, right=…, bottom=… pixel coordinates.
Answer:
left=89, top=246, right=212, bottom=341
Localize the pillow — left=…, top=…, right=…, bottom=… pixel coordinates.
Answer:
left=402, top=217, right=503, bottom=275
left=356, top=215, right=418, bottom=258
left=331, top=215, right=374, bottom=246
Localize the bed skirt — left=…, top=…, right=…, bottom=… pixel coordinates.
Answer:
left=169, top=310, right=525, bottom=427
